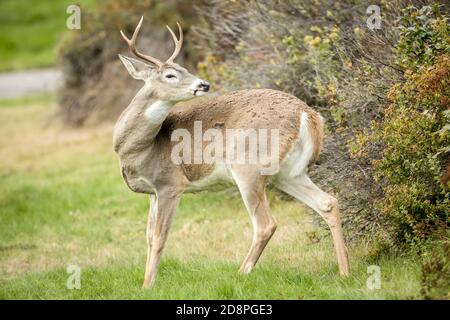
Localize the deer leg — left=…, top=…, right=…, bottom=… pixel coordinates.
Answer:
left=275, top=174, right=350, bottom=276
left=143, top=189, right=181, bottom=288
left=144, top=194, right=157, bottom=281
left=231, top=169, right=277, bottom=274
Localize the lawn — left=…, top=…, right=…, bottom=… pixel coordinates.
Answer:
left=0, top=0, right=94, bottom=71
left=0, top=98, right=422, bottom=299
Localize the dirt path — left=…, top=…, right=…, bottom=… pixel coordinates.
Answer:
left=0, top=68, right=61, bottom=99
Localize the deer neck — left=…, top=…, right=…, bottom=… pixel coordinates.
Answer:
left=113, top=85, right=175, bottom=155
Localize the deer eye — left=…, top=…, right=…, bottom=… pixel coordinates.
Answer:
left=165, top=74, right=176, bottom=79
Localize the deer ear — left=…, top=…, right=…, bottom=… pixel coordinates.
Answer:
left=118, top=54, right=154, bottom=81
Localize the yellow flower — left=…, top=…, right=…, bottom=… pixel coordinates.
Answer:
left=327, top=84, right=336, bottom=94
left=329, top=27, right=340, bottom=40
left=329, top=32, right=339, bottom=40
left=310, top=36, right=321, bottom=46
left=303, top=35, right=313, bottom=43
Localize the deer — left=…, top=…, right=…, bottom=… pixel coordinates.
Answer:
left=113, top=17, right=350, bottom=288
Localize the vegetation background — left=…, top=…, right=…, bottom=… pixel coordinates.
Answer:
left=0, top=0, right=448, bottom=299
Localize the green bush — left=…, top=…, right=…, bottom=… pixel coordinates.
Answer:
left=396, top=4, right=450, bottom=71
left=360, top=5, right=450, bottom=247
left=371, top=53, right=449, bottom=245
left=421, top=240, right=450, bottom=299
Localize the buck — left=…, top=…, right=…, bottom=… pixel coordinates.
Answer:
left=113, top=17, right=350, bottom=288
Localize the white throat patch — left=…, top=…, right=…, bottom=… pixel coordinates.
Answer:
left=144, top=100, right=173, bottom=123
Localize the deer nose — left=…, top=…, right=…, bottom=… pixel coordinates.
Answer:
left=199, top=82, right=210, bottom=92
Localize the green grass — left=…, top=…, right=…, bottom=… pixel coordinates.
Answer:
left=0, top=0, right=94, bottom=71
left=0, top=100, right=422, bottom=299
left=0, top=93, right=55, bottom=108
left=1, top=256, right=420, bottom=299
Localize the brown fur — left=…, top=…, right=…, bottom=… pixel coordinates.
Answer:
left=114, top=88, right=324, bottom=194
left=162, top=89, right=321, bottom=183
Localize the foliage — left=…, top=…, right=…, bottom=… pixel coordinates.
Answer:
left=421, top=240, right=450, bottom=299
left=396, top=4, right=450, bottom=70
left=358, top=8, right=450, bottom=247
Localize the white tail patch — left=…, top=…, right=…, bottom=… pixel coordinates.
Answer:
left=279, top=112, right=314, bottom=179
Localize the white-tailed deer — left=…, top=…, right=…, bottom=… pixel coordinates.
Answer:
left=114, top=17, right=350, bottom=288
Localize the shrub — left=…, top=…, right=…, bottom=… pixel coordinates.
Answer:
left=370, top=53, right=449, bottom=246
left=396, top=4, right=450, bottom=71
left=356, top=5, right=450, bottom=248
left=421, top=240, right=450, bottom=299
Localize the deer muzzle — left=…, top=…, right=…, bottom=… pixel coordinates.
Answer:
left=190, top=79, right=210, bottom=96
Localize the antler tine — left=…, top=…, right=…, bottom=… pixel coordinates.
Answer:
left=165, top=22, right=183, bottom=63
left=120, top=16, right=163, bottom=68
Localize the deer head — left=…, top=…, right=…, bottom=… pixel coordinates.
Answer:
left=118, top=17, right=209, bottom=102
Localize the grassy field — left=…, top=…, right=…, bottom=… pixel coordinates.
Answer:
left=0, top=98, right=422, bottom=299
left=0, top=0, right=93, bottom=71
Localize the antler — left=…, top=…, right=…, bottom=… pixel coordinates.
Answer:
left=120, top=17, right=184, bottom=67
left=120, top=16, right=164, bottom=68
left=165, top=22, right=183, bottom=64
